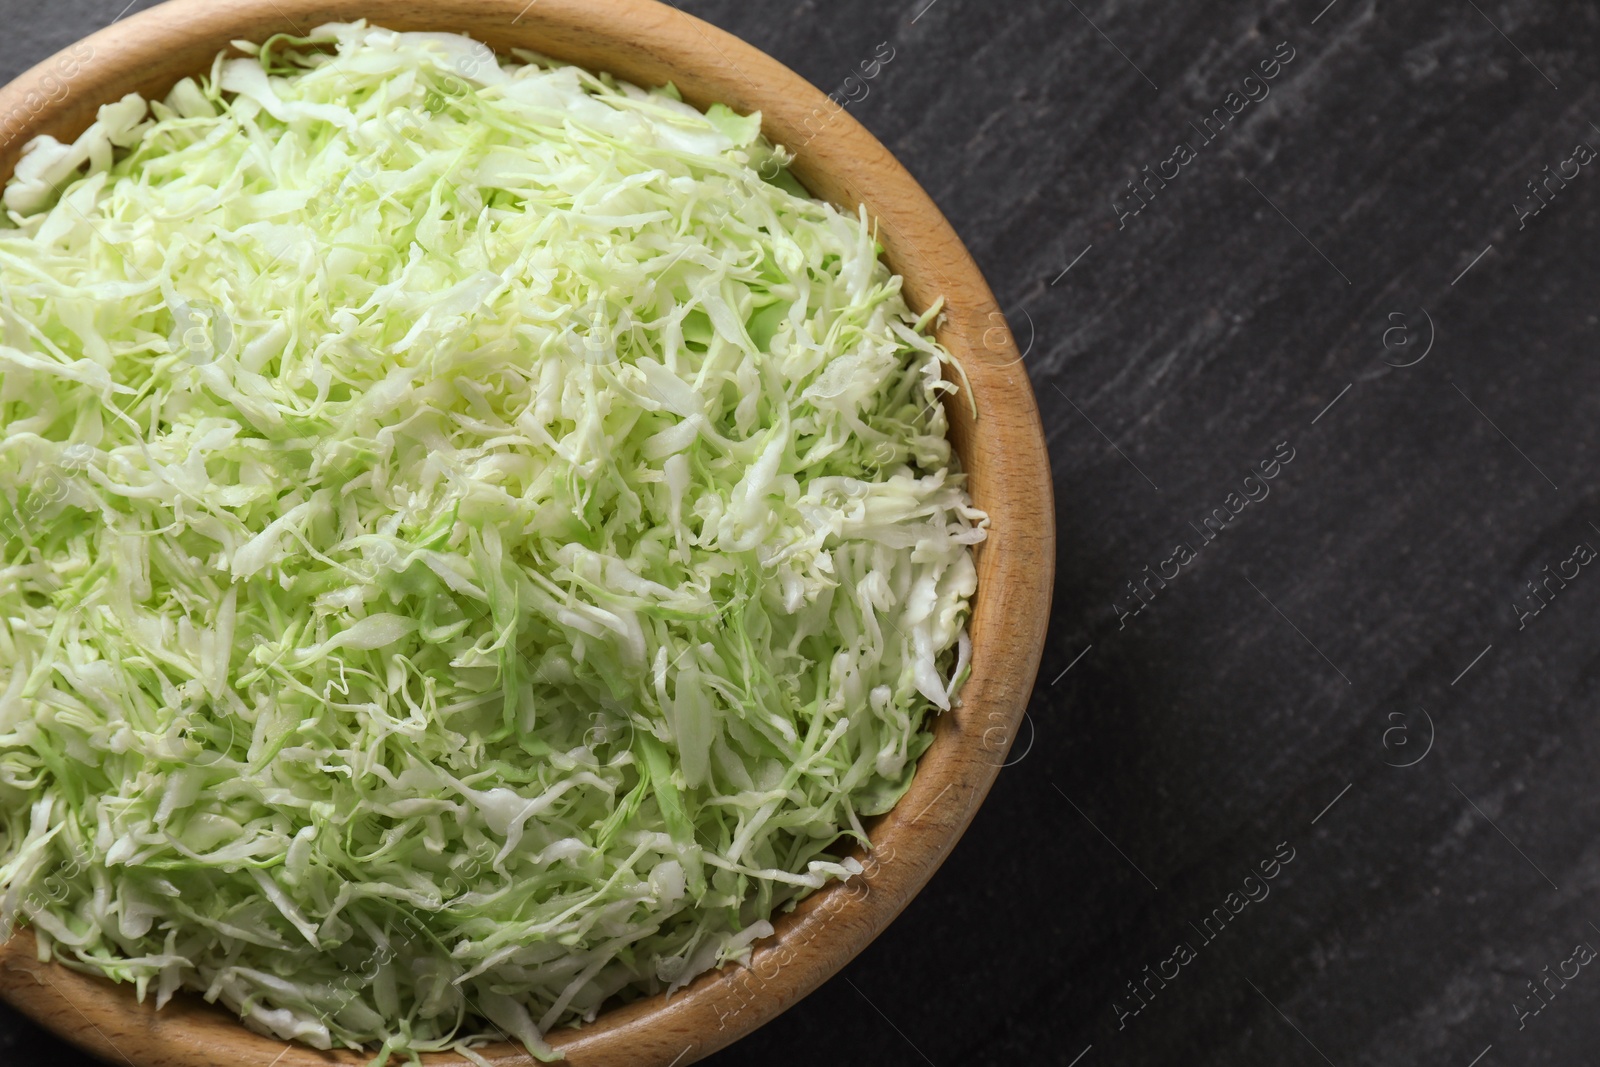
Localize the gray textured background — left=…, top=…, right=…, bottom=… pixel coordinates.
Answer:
left=4, top=1, right=1600, bottom=1065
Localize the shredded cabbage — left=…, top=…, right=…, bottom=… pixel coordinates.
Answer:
left=0, top=21, right=985, bottom=1062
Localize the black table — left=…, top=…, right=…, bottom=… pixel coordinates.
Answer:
left=4, top=1, right=1597, bottom=1065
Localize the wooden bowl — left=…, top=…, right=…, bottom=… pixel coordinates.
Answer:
left=0, top=1, right=1054, bottom=1063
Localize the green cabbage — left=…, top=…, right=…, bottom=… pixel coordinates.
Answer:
left=0, top=21, right=984, bottom=1063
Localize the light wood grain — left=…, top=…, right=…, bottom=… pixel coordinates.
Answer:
left=0, top=2, right=1055, bottom=1064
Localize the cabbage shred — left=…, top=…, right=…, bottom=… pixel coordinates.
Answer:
left=0, top=22, right=984, bottom=1061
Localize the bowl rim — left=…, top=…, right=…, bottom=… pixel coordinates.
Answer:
left=0, top=1, right=1056, bottom=1064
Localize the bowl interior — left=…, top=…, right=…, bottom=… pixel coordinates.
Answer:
left=0, top=2, right=1055, bottom=1064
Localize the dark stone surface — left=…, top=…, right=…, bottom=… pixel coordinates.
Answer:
left=4, top=0, right=1600, bottom=1064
